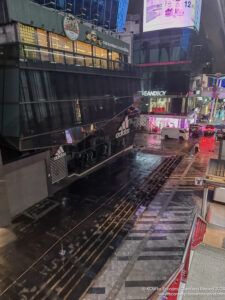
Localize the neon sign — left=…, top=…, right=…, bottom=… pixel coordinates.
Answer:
left=142, top=91, right=167, bottom=97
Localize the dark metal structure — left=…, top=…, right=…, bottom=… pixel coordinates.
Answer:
left=0, top=0, right=141, bottom=223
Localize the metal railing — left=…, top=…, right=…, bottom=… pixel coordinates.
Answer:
left=148, top=212, right=207, bottom=300
left=19, top=43, right=140, bottom=75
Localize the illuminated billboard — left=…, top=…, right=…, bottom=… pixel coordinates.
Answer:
left=143, top=0, right=202, bottom=33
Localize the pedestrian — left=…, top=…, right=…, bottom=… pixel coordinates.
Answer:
left=194, top=143, right=200, bottom=154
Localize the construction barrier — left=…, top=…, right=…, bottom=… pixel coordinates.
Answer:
left=148, top=214, right=207, bottom=300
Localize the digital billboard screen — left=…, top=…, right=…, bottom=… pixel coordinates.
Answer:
left=143, top=0, right=202, bottom=33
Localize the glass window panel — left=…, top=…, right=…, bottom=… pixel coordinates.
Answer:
left=171, top=47, right=181, bottom=61
left=19, top=24, right=36, bottom=45
left=75, top=54, right=85, bottom=67
left=93, top=46, right=107, bottom=58
left=49, top=33, right=73, bottom=51
left=112, top=51, right=119, bottom=61
left=133, top=51, right=139, bottom=64
left=140, top=49, right=145, bottom=63
left=93, top=46, right=107, bottom=69
left=19, top=23, right=37, bottom=60
left=20, top=70, right=30, bottom=102
left=53, top=50, right=65, bottom=64
left=93, top=57, right=101, bottom=68
left=85, top=56, right=93, bottom=67
left=76, top=41, right=92, bottom=67
left=49, top=33, right=73, bottom=64
left=111, top=51, right=120, bottom=70
left=37, top=29, right=49, bottom=61
left=76, top=41, right=92, bottom=55
left=160, top=48, right=169, bottom=62
left=150, top=48, right=159, bottom=63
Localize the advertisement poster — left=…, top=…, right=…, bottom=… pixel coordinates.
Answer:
left=143, top=0, right=202, bottom=32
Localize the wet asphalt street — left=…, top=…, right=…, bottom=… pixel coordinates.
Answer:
left=0, top=134, right=196, bottom=300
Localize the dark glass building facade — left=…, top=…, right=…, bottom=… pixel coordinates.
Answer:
left=134, top=27, right=212, bottom=95
left=0, top=0, right=140, bottom=175
left=0, top=0, right=139, bottom=224
left=33, top=0, right=129, bottom=32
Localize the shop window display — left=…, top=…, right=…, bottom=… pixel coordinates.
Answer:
left=19, top=24, right=37, bottom=59
left=18, top=23, right=121, bottom=70
left=76, top=41, right=93, bottom=67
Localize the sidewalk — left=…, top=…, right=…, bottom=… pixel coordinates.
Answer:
left=182, top=244, right=225, bottom=300
left=83, top=143, right=219, bottom=300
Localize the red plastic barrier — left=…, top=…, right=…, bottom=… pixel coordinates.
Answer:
left=165, top=271, right=182, bottom=300
left=192, top=218, right=207, bottom=250
left=148, top=216, right=207, bottom=300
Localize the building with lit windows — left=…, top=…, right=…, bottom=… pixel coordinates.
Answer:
left=33, top=0, right=129, bottom=32
left=0, top=0, right=140, bottom=225
left=128, top=0, right=225, bottom=133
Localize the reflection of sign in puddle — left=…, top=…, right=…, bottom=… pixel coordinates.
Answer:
left=0, top=228, right=16, bottom=248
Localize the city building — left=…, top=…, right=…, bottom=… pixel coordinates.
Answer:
left=189, top=74, right=225, bottom=122
left=33, top=0, right=129, bottom=32
left=129, top=0, right=225, bottom=132
left=119, top=14, right=141, bottom=63
left=0, top=0, right=140, bottom=225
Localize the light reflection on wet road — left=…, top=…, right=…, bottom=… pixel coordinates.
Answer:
left=0, top=150, right=164, bottom=299
left=134, top=133, right=193, bottom=154
left=0, top=133, right=196, bottom=299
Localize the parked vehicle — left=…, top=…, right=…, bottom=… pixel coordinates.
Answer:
left=204, top=124, right=215, bottom=136
left=189, top=124, right=201, bottom=138
left=161, top=127, right=189, bottom=141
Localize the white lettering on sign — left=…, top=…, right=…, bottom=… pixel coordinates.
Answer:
left=53, top=146, right=66, bottom=161
left=115, top=116, right=130, bottom=139
left=142, top=91, right=167, bottom=97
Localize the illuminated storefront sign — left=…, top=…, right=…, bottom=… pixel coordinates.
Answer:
left=115, top=116, right=130, bottom=139
left=64, top=15, right=79, bottom=41
left=65, top=130, right=73, bottom=144
left=53, top=146, right=66, bottom=161
left=86, top=30, right=103, bottom=46
left=142, top=91, right=167, bottom=97
left=143, top=0, right=202, bottom=33
left=152, top=107, right=166, bottom=113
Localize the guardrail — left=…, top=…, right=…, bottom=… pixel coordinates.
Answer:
left=148, top=213, right=207, bottom=300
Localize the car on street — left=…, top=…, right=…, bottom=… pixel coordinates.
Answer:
left=204, top=125, right=215, bottom=136
left=161, top=127, right=189, bottom=141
